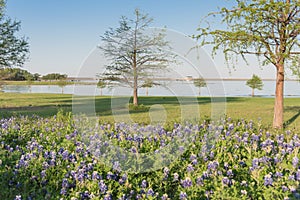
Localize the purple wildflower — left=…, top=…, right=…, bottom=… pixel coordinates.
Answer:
left=292, top=156, right=299, bottom=168
left=99, top=180, right=107, bottom=194
left=179, top=191, right=187, bottom=200
left=161, top=194, right=168, bottom=200
left=14, top=195, right=22, bottom=200
left=173, top=173, right=179, bottom=181
left=181, top=177, right=192, bottom=188
left=264, top=174, right=273, bottom=186
left=141, top=180, right=147, bottom=188
left=222, top=177, right=231, bottom=186
left=186, top=164, right=194, bottom=173
left=147, top=188, right=155, bottom=197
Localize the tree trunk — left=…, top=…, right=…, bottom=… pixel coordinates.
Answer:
left=133, top=50, right=138, bottom=106
left=199, top=87, right=201, bottom=96
left=252, top=88, right=254, bottom=97
left=146, top=87, right=148, bottom=96
left=273, top=64, right=284, bottom=128
left=133, top=85, right=138, bottom=105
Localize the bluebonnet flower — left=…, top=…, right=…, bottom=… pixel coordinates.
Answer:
left=282, top=185, right=289, bottom=192
left=275, top=171, right=283, bottom=178
left=147, top=188, right=155, bottom=197
left=188, top=156, right=196, bottom=164
left=227, top=169, right=233, bottom=177
left=251, top=134, right=260, bottom=142
left=209, top=151, right=214, bottom=158
left=141, top=180, right=147, bottom=188
left=179, top=191, right=187, bottom=200
left=40, top=170, right=46, bottom=178
left=179, top=146, right=184, bottom=153
left=61, top=178, right=69, bottom=188
left=202, top=171, right=209, bottom=179
left=173, top=173, right=179, bottom=181
left=131, top=146, right=137, bottom=153
left=161, top=194, right=168, bottom=200
left=62, top=150, right=69, bottom=160
left=106, top=171, right=115, bottom=180
left=163, top=167, right=169, bottom=177
left=252, top=158, right=259, bottom=169
left=14, top=195, right=22, bottom=200
left=196, top=177, right=203, bottom=186
left=222, top=177, right=231, bottom=186
left=288, top=174, right=295, bottom=181
left=99, top=180, right=107, bottom=193
left=296, top=169, right=300, bottom=181
left=181, top=177, right=192, bottom=188
left=104, top=194, right=112, bottom=200
left=264, top=174, right=273, bottom=186
left=289, top=186, right=296, bottom=193
left=190, top=154, right=197, bottom=161
left=186, top=164, right=194, bottom=173
left=80, top=191, right=90, bottom=199
left=207, top=160, right=219, bottom=171
left=60, top=188, right=67, bottom=195
left=113, top=161, right=121, bottom=172
left=292, top=156, right=299, bottom=168
left=224, top=162, right=229, bottom=170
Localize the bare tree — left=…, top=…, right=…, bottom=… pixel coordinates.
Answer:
left=99, top=9, right=175, bottom=106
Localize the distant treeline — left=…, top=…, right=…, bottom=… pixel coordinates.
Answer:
left=0, top=68, right=67, bottom=81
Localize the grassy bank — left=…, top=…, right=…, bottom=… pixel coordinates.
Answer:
left=0, top=93, right=300, bottom=129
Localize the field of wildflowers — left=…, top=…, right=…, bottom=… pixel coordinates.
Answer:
left=0, top=111, right=300, bottom=199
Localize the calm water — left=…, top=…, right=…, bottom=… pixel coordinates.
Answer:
left=2, top=80, right=300, bottom=97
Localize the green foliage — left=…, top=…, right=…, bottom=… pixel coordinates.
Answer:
left=97, top=79, right=107, bottom=88
left=196, top=0, right=300, bottom=128
left=0, top=0, right=29, bottom=68
left=246, top=74, right=263, bottom=90
left=193, top=77, right=206, bottom=96
left=42, top=73, right=67, bottom=81
left=128, top=103, right=149, bottom=112
left=0, top=67, right=37, bottom=81
left=0, top=113, right=300, bottom=199
left=193, top=77, right=206, bottom=88
left=196, top=0, right=300, bottom=68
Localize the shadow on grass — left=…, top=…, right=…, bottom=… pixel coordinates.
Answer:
left=0, top=96, right=245, bottom=118
left=284, top=106, right=300, bottom=128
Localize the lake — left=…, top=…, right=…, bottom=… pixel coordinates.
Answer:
left=1, top=80, right=300, bottom=97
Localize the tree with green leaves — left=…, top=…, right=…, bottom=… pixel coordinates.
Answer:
left=0, top=0, right=28, bottom=68
left=196, top=0, right=300, bottom=128
left=246, top=74, right=263, bottom=97
left=97, top=79, right=106, bottom=96
left=193, top=77, right=206, bottom=96
left=57, top=80, right=68, bottom=94
left=42, top=73, right=67, bottom=81
left=141, top=79, right=159, bottom=96
left=99, top=9, right=175, bottom=106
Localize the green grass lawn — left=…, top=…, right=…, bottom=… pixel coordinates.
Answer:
left=1, top=80, right=93, bottom=85
left=0, top=93, right=300, bottom=129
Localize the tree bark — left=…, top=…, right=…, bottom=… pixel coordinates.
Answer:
left=133, top=85, right=138, bottom=105
left=273, top=64, right=284, bottom=128
left=252, top=88, right=254, bottom=97
left=133, top=50, right=138, bottom=106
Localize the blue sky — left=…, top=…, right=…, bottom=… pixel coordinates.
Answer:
left=6, top=0, right=277, bottom=78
